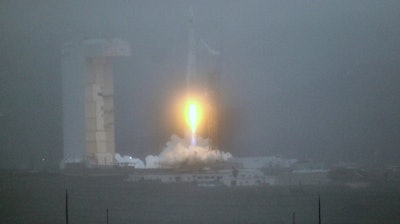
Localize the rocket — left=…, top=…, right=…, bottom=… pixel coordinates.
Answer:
left=185, top=7, right=202, bottom=146
left=184, top=7, right=220, bottom=147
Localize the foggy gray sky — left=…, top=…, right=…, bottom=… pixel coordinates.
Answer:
left=1, top=0, right=400, bottom=169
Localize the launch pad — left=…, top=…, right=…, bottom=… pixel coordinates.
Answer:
left=61, top=9, right=222, bottom=169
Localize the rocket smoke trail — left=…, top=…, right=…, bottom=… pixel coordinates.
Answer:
left=185, top=7, right=220, bottom=147
left=186, top=7, right=196, bottom=96
left=186, top=7, right=198, bottom=146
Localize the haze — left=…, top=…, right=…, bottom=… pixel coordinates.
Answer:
left=1, top=0, right=399, bottom=169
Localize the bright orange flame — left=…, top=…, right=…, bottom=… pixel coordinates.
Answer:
left=185, top=99, right=203, bottom=136
left=189, top=103, right=198, bottom=134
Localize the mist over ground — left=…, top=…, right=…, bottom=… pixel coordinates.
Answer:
left=1, top=173, right=399, bottom=224
left=1, top=1, right=400, bottom=169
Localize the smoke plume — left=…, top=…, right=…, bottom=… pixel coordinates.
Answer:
left=115, top=134, right=232, bottom=169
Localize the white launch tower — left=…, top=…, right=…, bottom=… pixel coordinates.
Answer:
left=61, top=39, right=130, bottom=167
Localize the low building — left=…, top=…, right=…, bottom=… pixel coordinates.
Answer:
left=126, top=168, right=271, bottom=187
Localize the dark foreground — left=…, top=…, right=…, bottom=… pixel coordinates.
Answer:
left=1, top=171, right=399, bottom=224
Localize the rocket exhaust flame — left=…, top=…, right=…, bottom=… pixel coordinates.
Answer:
left=185, top=99, right=202, bottom=146
left=189, top=103, right=198, bottom=145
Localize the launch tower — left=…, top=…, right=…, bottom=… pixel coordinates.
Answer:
left=61, top=39, right=130, bottom=167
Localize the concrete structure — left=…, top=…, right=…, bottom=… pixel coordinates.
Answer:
left=61, top=39, right=130, bottom=167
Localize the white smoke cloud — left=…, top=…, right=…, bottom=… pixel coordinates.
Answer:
left=115, top=153, right=145, bottom=168
left=116, top=134, right=232, bottom=169
left=144, top=155, right=160, bottom=169
left=150, top=134, right=232, bottom=169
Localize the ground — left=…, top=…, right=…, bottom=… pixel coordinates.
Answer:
left=0, top=171, right=399, bottom=224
